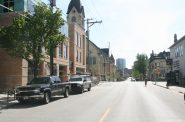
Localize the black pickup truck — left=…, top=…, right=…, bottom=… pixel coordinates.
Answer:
left=16, top=76, right=70, bottom=104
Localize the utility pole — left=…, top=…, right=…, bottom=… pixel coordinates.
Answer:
left=86, top=19, right=102, bottom=73
left=50, top=0, right=56, bottom=76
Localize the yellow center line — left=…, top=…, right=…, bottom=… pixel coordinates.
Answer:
left=99, top=108, right=111, bottom=122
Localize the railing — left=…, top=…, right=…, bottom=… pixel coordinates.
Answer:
left=6, top=89, right=16, bottom=102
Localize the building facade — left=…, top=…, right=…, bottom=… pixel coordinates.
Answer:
left=116, top=58, right=125, bottom=72
left=87, top=40, right=116, bottom=81
left=0, top=0, right=41, bottom=90
left=0, top=0, right=70, bottom=90
left=67, top=0, right=86, bottom=74
left=148, top=50, right=170, bottom=81
left=0, top=0, right=118, bottom=91
left=169, top=34, right=185, bottom=86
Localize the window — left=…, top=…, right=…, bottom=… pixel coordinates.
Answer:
left=3, top=0, right=14, bottom=12
left=59, top=44, right=63, bottom=58
left=77, top=33, right=79, bottom=46
left=75, top=32, right=78, bottom=45
left=83, top=35, right=85, bottom=48
left=80, top=52, right=81, bottom=63
left=78, top=34, right=81, bottom=47
left=63, top=45, right=68, bottom=59
left=78, top=51, right=80, bottom=62
left=180, top=45, right=183, bottom=56
left=76, top=50, right=78, bottom=62
left=175, top=45, right=183, bottom=58
left=93, top=57, right=96, bottom=64
left=75, top=33, right=81, bottom=47
left=72, top=16, right=76, bottom=22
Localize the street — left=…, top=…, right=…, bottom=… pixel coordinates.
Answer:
left=0, top=80, right=185, bottom=122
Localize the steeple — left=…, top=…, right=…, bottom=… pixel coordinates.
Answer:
left=67, top=0, right=85, bottom=28
left=67, top=0, right=84, bottom=15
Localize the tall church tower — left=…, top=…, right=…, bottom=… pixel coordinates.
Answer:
left=67, top=0, right=86, bottom=74
left=67, top=0, right=85, bottom=28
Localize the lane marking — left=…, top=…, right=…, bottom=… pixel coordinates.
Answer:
left=99, top=108, right=111, bottom=122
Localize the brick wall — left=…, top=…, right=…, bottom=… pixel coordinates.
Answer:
left=0, top=49, right=28, bottom=91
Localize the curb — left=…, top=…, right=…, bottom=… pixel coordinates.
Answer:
left=0, top=100, right=17, bottom=110
left=0, top=96, right=17, bottom=110
left=152, top=83, right=168, bottom=89
left=152, top=83, right=185, bottom=95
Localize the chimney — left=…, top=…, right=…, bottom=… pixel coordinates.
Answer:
left=174, top=33, right=177, bottom=43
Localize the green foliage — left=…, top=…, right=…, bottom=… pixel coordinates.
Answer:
left=0, top=4, right=65, bottom=77
left=132, top=54, right=148, bottom=80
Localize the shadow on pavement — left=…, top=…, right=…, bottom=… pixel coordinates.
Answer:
left=0, top=96, right=65, bottom=110
left=69, top=90, right=88, bottom=95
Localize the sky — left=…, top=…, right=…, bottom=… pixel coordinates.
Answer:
left=43, top=0, right=185, bottom=69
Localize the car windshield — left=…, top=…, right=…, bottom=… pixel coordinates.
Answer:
left=28, top=77, right=50, bottom=84
left=69, top=77, right=82, bottom=82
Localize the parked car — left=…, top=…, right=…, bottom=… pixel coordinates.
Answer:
left=16, top=76, right=70, bottom=104
left=69, top=75, right=92, bottom=93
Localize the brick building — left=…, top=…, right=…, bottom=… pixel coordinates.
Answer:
left=67, top=0, right=86, bottom=74
left=0, top=0, right=70, bottom=90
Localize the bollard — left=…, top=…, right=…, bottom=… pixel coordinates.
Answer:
left=184, top=93, right=185, bottom=101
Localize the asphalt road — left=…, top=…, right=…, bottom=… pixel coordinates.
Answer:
left=0, top=80, right=185, bottom=122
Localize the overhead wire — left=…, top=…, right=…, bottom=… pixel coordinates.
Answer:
left=89, top=0, right=103, bottom=21
left=81, top=0, right=97, bottom=19
left=80, top=0, right=104, bottom=28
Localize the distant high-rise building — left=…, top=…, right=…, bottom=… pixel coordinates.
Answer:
left=116, top=58, right=126, bottom=72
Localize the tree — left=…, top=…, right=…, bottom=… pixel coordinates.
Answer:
left=132, top=54, right=148, bottom=80
left=0, top=3, right=65, bottom=78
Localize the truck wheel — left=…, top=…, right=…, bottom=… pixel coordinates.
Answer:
left=88, top=84, right=91, bottom=91
left=44, top=92, right=50, bottom=104
left=18, top=99, right=25, bottom=104
left=80, top=86, right=84, bottom=94
left=64, top=88, right=69, bottom=98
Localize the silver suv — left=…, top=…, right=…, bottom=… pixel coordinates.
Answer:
left=69, top=75, right=92, bottom=93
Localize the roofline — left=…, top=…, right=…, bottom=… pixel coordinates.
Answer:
left=169, top=35, right=185, bottom=49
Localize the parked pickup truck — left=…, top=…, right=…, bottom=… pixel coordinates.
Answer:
left=16, top=76, right=70, bottom=104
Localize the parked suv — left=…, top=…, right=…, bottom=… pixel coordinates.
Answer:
left=69, top=75, right=92, bottom=93
left=16, top=76, right=70, bottom=104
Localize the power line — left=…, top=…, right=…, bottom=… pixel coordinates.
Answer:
left=89, top=0, right=103, bottom=20
left=81, top=0, right=97, bottom=19
left=80, top=0, right=105, bottom=30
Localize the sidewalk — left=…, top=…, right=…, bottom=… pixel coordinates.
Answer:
left=0, top=94, right=17, bottom=110
left=152, top=81, right=185, bottom=94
